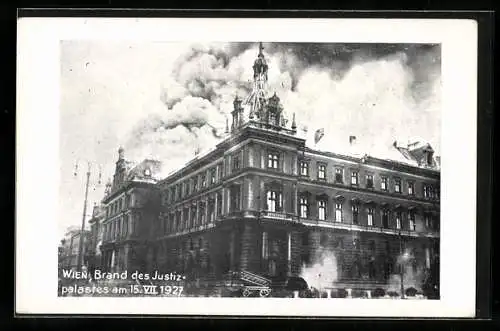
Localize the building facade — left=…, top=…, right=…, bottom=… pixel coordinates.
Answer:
left=59, top=227, right=91, bottom=270
left=100, top=148, right=162, bottom=273
left=151, top=43, right=440, bottom=295
left=87, top=203, right=105, bottom=274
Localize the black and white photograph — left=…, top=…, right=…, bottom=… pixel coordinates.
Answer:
left=16, top=17, right=477, bottom=317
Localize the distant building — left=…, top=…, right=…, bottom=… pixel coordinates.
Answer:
left=151, top=43, right=440, bottom=294
left=87, top=203, right=106, bottom=273
left=99, top=147, right=162, bottom=273
left=59, top=227, right=91, bottom=270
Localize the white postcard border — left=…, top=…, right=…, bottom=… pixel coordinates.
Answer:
left=16, top=17, right=477, bottom=317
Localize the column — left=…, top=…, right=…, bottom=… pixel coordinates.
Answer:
left=123, top=244, right=129, bottom=270
left=195, top=201, right=200, bottom=227
left=180, top=208, right=184, bottom=231
left=240, top=223, right=256, bottom=271
left=248, top=144, right=255, bottom=167
left=204, top=196, right=209, bottom=225
left=293, top=184, right=298, bottom=215
left=214, top=192, right=219, bottom=220
left=224, top=187, right=230, bottom=215
left=287, top=231, right=292, bottom=276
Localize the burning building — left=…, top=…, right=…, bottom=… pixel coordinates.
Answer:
left=150, top=43, right=440, bottom=297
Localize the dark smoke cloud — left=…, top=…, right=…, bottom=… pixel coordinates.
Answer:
left=125, top=41, right=441, bottom=174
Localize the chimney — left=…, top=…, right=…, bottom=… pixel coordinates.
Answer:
left=349, top=136, right=356, bottom=145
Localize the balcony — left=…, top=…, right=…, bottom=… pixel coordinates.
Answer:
left=260, top=210, right=300, bottom=223
left=299, top=218, right=439, bottom=238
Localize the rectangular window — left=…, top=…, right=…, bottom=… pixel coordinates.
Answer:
left=425, top=214, right=431, bottom=229
left=318, top=164, right=326, bottom=180
left=232, top=155, right=241, bottom=171
left=408, top=181, right=415, bottom=195
left=423, top=184, right=429, bottom=198
left=216, top=192, right=222, bottom=216
left=300, top=161, right=309, bottom=176
left=382, top=210, right=389, bottom=228
left=268, top=152, right=279, bottom=169
left=299, top=197, right=309, bottom=218
left=335, top=203, right=342, bottom=222
left=191, top=206, right=197, bottom=227
left=176, top=211, right=181, bottom=231
left=201, top=174, right=207, bottom=188
left=395, top=178, right=402, bottom=193
left=381, top=176, right=388, bottom=191
left=208, top=199, right=215, bottom=222
left=352, top=204, right=359, bottom=224
left=396, top=211, right=402, bottom=229
left=230, top=186, right=241, bottom=211
left=351, top=171, right=358, bottom=186
left=218, top=164, right=224, bottom=180
left=367, top=208, right=374, bottom=226
left=123, top=215, right=128, bottom=236
left=199, top=202, right=206, bottom=224
left=335, top=168, right=343, bottom=183
left=409, top=211, right=416, bottom=231
left=318, top=200, right=327, bottom=221
left=366, top=174, right=374, bottom=188
left=210, top=168, right=216, bottom=184
left=267, top=190, right=282, bottom=212
left=192, top=177, right=198, bottom=192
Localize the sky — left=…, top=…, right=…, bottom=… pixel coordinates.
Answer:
left=59, top=41, right=441, bottom=238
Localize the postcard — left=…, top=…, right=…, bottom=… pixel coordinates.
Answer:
left=16, top=16, right=478, bottom=317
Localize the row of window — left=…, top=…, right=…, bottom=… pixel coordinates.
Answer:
left=300, top=161, right=439, bottom=199
left=106, top=193, right=134, bottom=218
left=262, top=189, right=438, bottom=231
left=165, top=150, right=439, bottom=206
left=166, top=164, right=223, bottom=204
left=161, top=193, right=223, bottom=235
left=102, top=214, right=138, bottom=242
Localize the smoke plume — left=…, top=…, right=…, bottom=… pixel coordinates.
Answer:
left=300, top=247, right=339, bottom=292
left=123, top=42, right=441, bottom=176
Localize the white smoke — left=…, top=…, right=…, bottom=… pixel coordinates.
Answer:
left=300, top=248, right=339, bottom=292
left=123, top=42, right=441, bottom=176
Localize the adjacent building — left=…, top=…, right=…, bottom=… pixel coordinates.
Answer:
left=87, top=203, right=106, bottom=273
left=59, top=226, right=91, bottom=270
left=99, top=148, right=162, bottom=273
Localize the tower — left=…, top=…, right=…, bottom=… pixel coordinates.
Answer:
left=245, top=42, right=269, bottom=119
left=231, top=95, right=244, bottom=131
left=113, top=146, right=127, bottom=188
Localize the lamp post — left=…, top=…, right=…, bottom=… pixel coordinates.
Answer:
left=74, top=160, right=102, bottom=272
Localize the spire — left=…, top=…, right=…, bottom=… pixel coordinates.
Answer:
left=118, top=146, right=124, bottom=160
left=291, top=113, right=297, bottom=131
left=245, top=42, right=269, bottom=120
left=258, top=42, right=264, bottom=57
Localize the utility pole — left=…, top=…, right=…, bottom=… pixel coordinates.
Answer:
left=77, top=162, right=91, bottom=272
left=74, top=160, right=102, bottom=272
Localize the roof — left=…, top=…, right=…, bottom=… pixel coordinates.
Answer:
left=312, top=136, right=439, bottom=171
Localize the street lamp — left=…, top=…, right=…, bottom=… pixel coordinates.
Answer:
left=74, top=160, right=102, bottom=272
